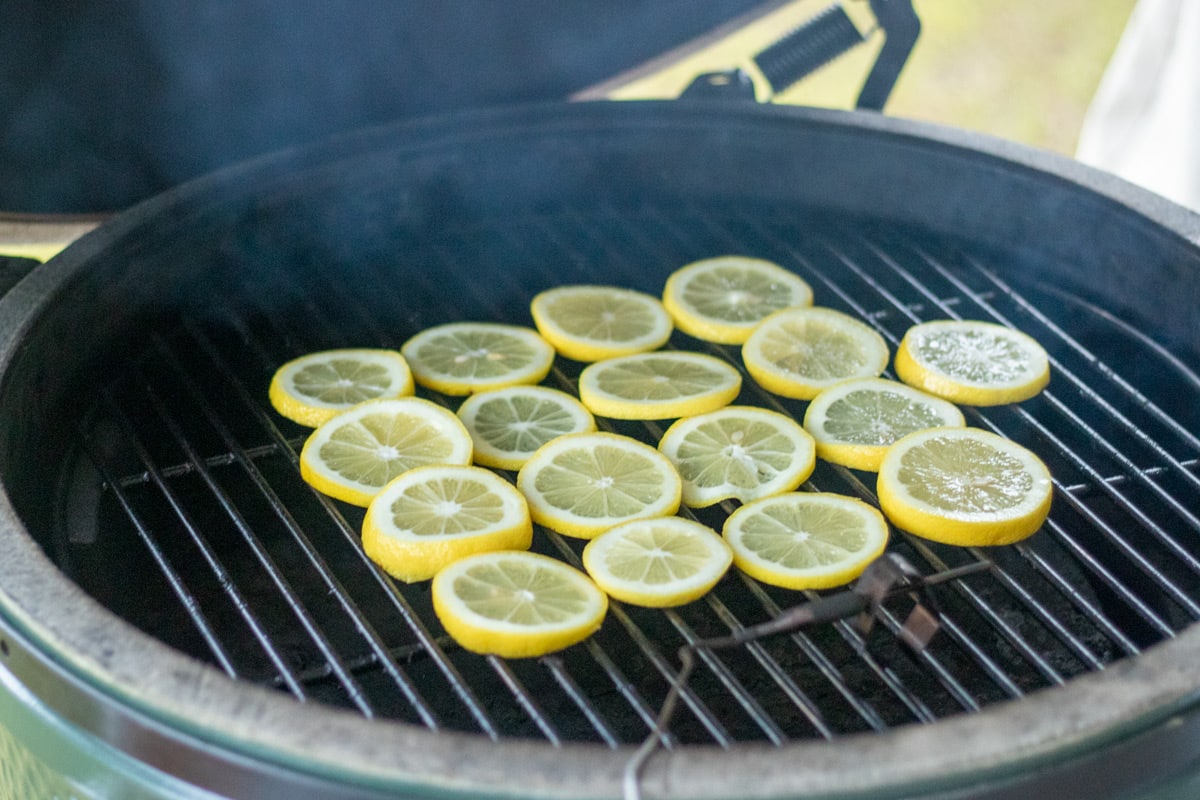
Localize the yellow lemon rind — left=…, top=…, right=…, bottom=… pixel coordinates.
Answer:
left=876, top=428, right=1053, bottom=547
left=722, top=492, right=890, bottom=591
left=530, top=285, right=673, bottom=362
left=662, top=256, right=814, bottom=345
left=577, top=352, right=743, bottom=421
left=361, top=465, right=533, bottom=583
left=582, top=517, right=732, bottom=608
left=658, top=405, right=816, bottom=508
left=268, top=348, right=414, bottom=428
left=516, top=431, right=683, bottom=540
left=431, top=551, right=608, bottom=658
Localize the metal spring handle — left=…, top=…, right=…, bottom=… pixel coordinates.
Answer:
left=682, top=0, right=920, bottom=110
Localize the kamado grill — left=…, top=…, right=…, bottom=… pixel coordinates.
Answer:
left=3, top=4, right=1200, bottom=799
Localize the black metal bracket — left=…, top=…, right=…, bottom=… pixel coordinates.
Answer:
left=681, top=0, right=919, bottom=109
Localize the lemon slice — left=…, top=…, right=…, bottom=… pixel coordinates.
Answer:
left=722, top=492, right=890, bottom=590
left=400, top=322, right=555, bottom=396
left=516, top=432, right=682, bottom=539
left=530, top=284, right=673, bottom=362
left=662, top=256, right=814, bottom=344
left=577, top=351, right=742, bottom=420
left=361, top=465, right=533, bottom=582
left=268, top=348, right=414, bottom=427
left=803, top=378, right=966, bottom=472
left=456, top=386, right=596, bottom=471
left=657, top=406, right=816, bottom=508
left=876, top=427, right=1053, bottom=546
left=894, top=319, right=1050, bottom=406
left=581, top=516, right=733, bottom=607
left=299, top=398, right=474, bottom=506
left=432, top=550, right=608, bottom=658
left=742, top=307, right=890, bottom=400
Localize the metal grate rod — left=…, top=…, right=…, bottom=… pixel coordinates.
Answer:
left=140, top=375, right=378, bottom=715
left=542, top=655, right=623, bottom=748
left=175, top=325, right=447, bottom=727
left=195, top=312, right=503, bottom=737
left=100, top=389, right=313, bottom=701
left=79, top=420, right=243, bottom=680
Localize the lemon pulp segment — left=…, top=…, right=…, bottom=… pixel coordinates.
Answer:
left=362, top=465, right=532, bottom=582
left=530, top=284, right=672, bottom=361
left=299, top=398, right=474, bottom=506
left=582, top=517, right=732, bottom=607
left=269, top=348, right=414, bottom=427
left=431, top=551, right=608, bottom=658
left=577, top=351, right=742, bottom=420
left=658, top=405, right=816, bottom=507
left=742, top=307, right=889, bottom=400
left=516, top=432, right=682, bottom=539
left=803, top=378, right=966, bottom=471
left=894, top=319, right=1050, bottom=406
left=877, top=427, right=1052, bottom=546
left=401, top=322, right=555, bottom=395
left=456, top=385, right=596, bottom=471
left=722, top=492, right=889, bottom=590
left=662, top=256, right=813, bottom=344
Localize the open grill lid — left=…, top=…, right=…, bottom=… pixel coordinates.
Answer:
left=1, top=101, right=1199, bottom=799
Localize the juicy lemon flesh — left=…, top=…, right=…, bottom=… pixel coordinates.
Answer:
left=664, top=257, right=813, bottom=344
left=679, top=266, right=799, bottom=324
left=269, top=350, right=413, bottom=427
left=759, top=324, right=874, bottom=381
left=518, top=434, right=682, bottom=539
left=744, top=310, right=889, bottom=400
left=899, top=439, right=1033, bottom=513
left=462, top=389, right=595, bottom=469
left=878, top=430, right=1052, bottom=546
left=301, top=403, right=473, bottom=506
left=582, top=518, right=733, bottom=607
left=535, top=445, right=669, bottom=519
left=387, top=475, right=510, bottom=536
left=403, top=325, right=553, bottom=395
left=603, top=526, right=712, bottom=584
left=432, top=553, right=608, bottom=658
left=724, top=494, right=888, bottom=590
left=455, top=561, right=593, bottom=623
left=362, top=468, right=532, bottom=582
left=593, top=357, right=727, bottom=401
left=664, top=410, right=815, bottom=507
left=806, top=381, right=966, bottom=471
left=318, top=411, right=458, bottom=486
left=896, top=322, right=1050, bottom=406
left=294, top=359, right=394, bottom=405
left=532, top=286, right=670, bottom=361
left=580, top=353, right=741, bottom=419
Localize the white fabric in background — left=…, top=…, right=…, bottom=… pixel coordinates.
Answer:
left=1075, top=0, right=1200, bottom=212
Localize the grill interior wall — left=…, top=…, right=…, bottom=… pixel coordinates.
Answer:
left=55, top=200, right=1200, bottom=747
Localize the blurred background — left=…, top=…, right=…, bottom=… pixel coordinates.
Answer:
left=0, top=0, right=1141, bottom=212
left=604, top=0, right=1139, bottom=156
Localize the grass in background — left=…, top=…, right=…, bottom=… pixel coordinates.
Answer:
left=609, top=0, right=1138, bottom=156
left=880, top=0, right=1138, bottom=154
left=776, top=0, right=1139, bottom=155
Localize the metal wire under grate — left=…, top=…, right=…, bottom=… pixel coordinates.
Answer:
left=62, top=200, right=1200, bottom=749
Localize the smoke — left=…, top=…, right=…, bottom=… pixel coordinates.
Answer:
left=0, top=0, right=763, bottom=213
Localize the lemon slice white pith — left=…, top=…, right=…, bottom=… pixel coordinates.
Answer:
left=269, top=348, right=414, bottom=427
left=299, top=397, right=474, bottom=507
